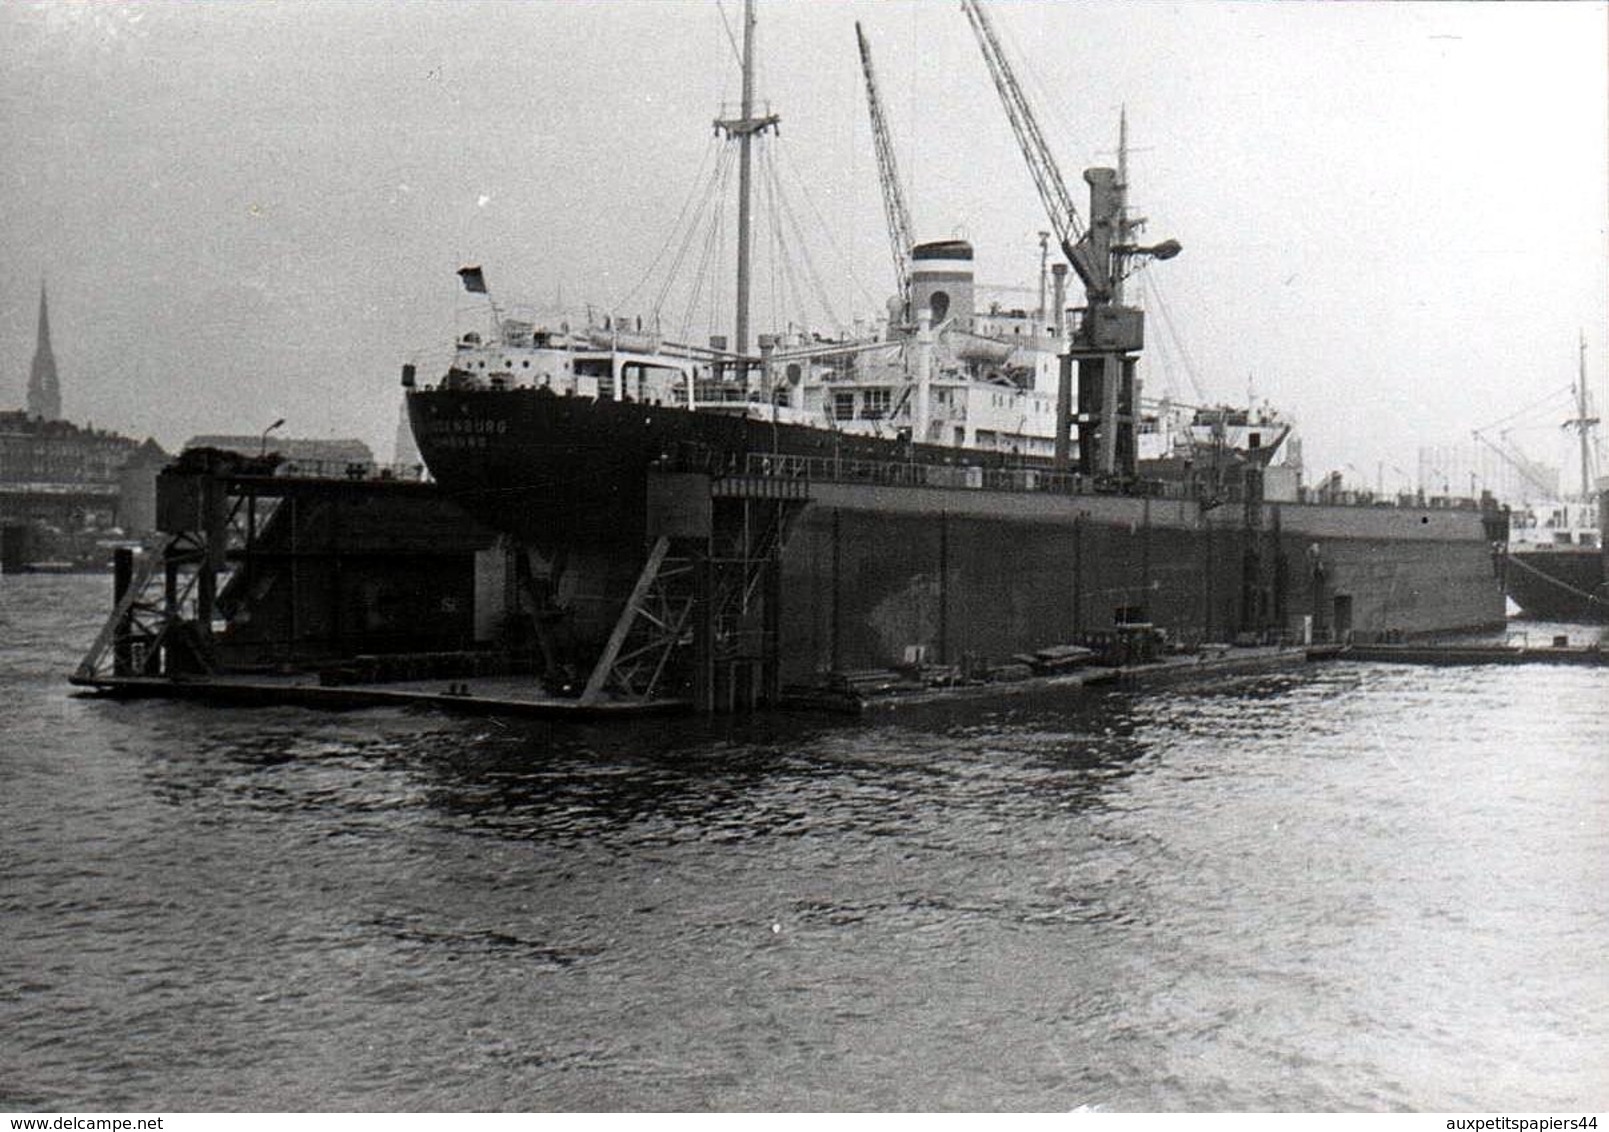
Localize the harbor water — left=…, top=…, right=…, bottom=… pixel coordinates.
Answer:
left=3, top=574, right=1606, bottom=1111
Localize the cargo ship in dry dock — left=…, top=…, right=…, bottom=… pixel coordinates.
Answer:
left=404, top=1, right=1507, bottom=699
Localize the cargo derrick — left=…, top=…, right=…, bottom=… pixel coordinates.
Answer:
left=855, top=22, right=916, bottom=326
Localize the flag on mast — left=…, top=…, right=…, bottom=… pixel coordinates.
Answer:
left=457, top=266, right=487, bottom=294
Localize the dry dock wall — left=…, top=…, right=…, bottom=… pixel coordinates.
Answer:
left=775, top=487, right=1504, bottom=684
left=1274, top=502, right=1506, bottom=643
left=130, top=468, right=1505, bottom=699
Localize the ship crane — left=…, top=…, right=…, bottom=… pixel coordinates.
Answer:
left=855, top=22, right=916, bottom=325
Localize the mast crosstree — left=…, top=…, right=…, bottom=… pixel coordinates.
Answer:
left=713, top=0, right=779, bottom=368
left=1566, top=332, right=1601, bottom=498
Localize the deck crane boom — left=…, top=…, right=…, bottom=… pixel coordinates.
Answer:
left=855, top=22, right=915, bottom=323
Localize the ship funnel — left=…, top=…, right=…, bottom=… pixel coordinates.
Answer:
left=909, top=240, right=974, bottom=332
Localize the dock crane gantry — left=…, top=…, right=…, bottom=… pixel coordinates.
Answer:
left=855, top=21, right=916, bottom=325
left=960, top=0, right=1179, bottom=476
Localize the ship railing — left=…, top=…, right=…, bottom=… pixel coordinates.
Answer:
left=1296, top=486, right=1490, bottom=512
left=265, top=460, right=429, bottom=483
left=733, top=451, right=1190, bottom=499
left=692, top=382, right=765, bottom=405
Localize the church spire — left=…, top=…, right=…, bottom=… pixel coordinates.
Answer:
left=27, top=281, right=61, bottom=421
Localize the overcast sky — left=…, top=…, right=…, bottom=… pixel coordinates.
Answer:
left=1, top=0, right=1604, bottom=488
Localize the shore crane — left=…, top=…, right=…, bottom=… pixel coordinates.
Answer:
left=959, top=0, right=1097, bottom=297
left=960, top=0, right=1179, bottom=476
left=855, top=22, right=915, bottom=324
left=960, top=0, right=1178, bottom=304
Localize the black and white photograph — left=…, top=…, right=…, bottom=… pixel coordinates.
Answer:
left=2, top=0, right=1606, bottom=1116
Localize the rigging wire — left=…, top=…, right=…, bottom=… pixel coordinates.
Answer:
left=767, top=153, right=847, bottom=334
left=759, top=148, right=798, bottom=333
left=773, top=142, right=883, bottom=316
left=785, top=243, right=820, bottom=338
left=678, top=147, right=734, bottom=347
left=763, top=145, right=782, bottom=340
left=1140, top=271, right=1207, bottom=402
left=1474, top=383, right=1577, bottom=434
left=1136, top=285, right=1183, bottom=402
left=760, top=147, right=811, bottom=335
left=708, top=152, right=731, bottom=348
left=615, top=135, right=723, bottom=319
left=602, top=62, right=894, bottom=350
left=762, top=141, right=801, bottom=340
left=712, top=0, right=744, bottom=72
left=653, top=143, right=735, bottom=325
left=768, top=157, right=816, bottom=335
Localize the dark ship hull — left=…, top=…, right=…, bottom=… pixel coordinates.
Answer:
left=408, top=386, right=1509, bottom=686
left=407, top=385, right=1055, bottom=552
left=1506, top=548, right=1608, bottom=623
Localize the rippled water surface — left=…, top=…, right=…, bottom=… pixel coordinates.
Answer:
left=3, top=575, right=1606, bottom=1111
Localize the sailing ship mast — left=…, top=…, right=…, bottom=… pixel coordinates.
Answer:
left=714, top=0, right=779, bottom=375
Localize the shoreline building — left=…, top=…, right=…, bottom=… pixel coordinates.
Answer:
left=2, top=283, right=167, bottom=569
left=183, top=435, right=375, bottom=473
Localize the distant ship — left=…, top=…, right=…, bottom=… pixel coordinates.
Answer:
left=404, top=1, right=1506, bottom=694
left=1506, top=507, right=1606, bottom=623
left=1501, top=337, right=1606, bottom=623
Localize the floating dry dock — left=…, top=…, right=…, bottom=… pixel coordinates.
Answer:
left=71, top=446, right=1537, bottom=720
left=66, top=449, right=1320, bottom=717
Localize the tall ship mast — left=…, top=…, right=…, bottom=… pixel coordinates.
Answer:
left=715, top=0, right=779, bottom=373
left=1569, top=332, right=1601, bottom=500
